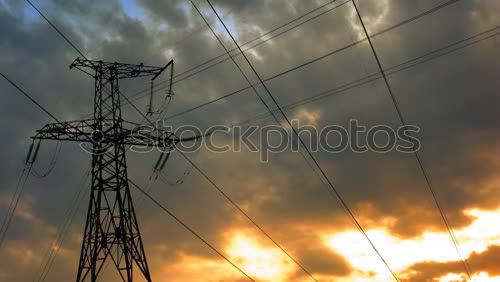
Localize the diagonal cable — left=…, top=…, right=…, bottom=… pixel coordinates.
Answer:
left=0, top=70, right=254, bottom=281
left=121, top=0, right=466, bottom=123
left=204, top=0, right=402, bottom=280
left=350, top=0, right=473, bottom=278
left=128, top=179, right=255, bottom=281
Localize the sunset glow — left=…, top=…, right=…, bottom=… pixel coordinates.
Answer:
left=324, top=208, right=500, bottom=281
left=0, top=0, right=498, bottom=281
left=155, top=208, right=500, bottom=281
left=226, top=232, right=297, bottom=281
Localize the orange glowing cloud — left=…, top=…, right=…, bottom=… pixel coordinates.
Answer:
left=225, top=232, right=298, bottom=281
left=322, top=208, right=500, bottom=281
left=157, top=252, right=243, bottom=282
left=150, top=208, right=499, bottom=281
left=154, top=230, right=302, bottom=282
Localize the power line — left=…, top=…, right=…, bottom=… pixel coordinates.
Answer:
left=24, top=0, right=142, bottom=122
left=125, top=0, right=465, bottom=122
left=0, top=164, right=33, bottom=250
left=0, top=69, right=73, bottom=250
left=190, top=0, right=283, bottom=127
left=0, top=70, right=69, bottom=252
left=235, top=0, right=347, bottom=49
left=34, top=166, right=91, bottom=282
left=351, top=0, right=472, bottom=279
left=0, top=166, right=27, bottom=236
left=183, top=148, right=320, bottom=279
left=205, top=0, right=400, bottom=280
left=0, top=73, right=62, bottom=123
left=25, top=0, right=86, bottom=58
left=128, top=179, right=255, bottom=281
left=233, top=27, right=499, bottom=128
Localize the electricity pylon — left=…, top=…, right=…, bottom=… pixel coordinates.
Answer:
left=32, top=58, right=192, bottom=281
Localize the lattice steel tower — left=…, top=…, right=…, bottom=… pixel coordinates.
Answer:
left=32, top=58, right=180, bottom=281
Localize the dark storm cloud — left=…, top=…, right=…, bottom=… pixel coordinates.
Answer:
left=0, top=0, right=498, bottom=280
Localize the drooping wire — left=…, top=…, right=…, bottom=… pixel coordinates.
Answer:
left=31, top=141, right=62, bottom=178
left=204, top=0, right=401, bottom=280
left=152, top=150, right=194, bottom=187
left=159, top=162, right=193, bottom=186
left=350, top=0, right=472, bottom=278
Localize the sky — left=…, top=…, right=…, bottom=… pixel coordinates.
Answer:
left=0, top=0, right=499, bottom=281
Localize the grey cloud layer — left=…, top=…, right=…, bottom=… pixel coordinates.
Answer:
left=0, top=0, right=498, bottom=280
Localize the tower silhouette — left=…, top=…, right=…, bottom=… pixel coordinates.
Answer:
left=31, top=57, right=186, bottom=281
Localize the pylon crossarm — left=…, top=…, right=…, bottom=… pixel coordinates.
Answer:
left=31, top=119, right=185, bottom=151
left=32, top=119, right=94, bottom=143
left=70, top=57, right=171, bottom=80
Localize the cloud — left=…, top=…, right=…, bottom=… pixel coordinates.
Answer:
left=0, top=0, right=498, bottom=280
